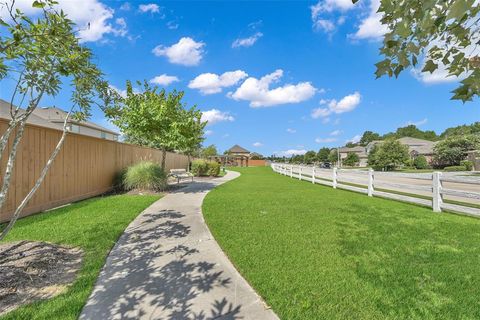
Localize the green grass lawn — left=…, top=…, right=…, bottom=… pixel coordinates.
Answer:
left=203, top=167, right=480, bottom=320
left=0, top=194, right=160, bottom=320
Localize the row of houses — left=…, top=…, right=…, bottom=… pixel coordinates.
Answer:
left=0, top=99, right=119, bottom=141
left=338, top=137, right=438, bottom=167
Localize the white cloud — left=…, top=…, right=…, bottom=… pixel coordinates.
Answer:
left=330, top=129, right=342, bottom=136
left=230, top=69, right=317, bottom=107
left=153, top=37, right=205, bottom=66
left=315, top=137, right=337, bottom=143
left=310, top=0, right=355, bottom=33
left=109, top=85, right=127, bottom=98
left=0, top=0, right=128, bottom=43
left=347, top=134, right=362, bottom=144
left=349, top=0, right=388, bottom=40
left=201, top=109, right=235, bottom=126
left=286, top=128, right=296, bottom=133
left=139, top=3, right=160, bottom=13
left=120, top=2, right=131, bottom=11
left=232, top=32, right=263, bottom=48
left=253, top=142, right=263, bottom=147
left=205, top=130, right=214, bottom=136
left=189, top=70, right=248, bottom=94
left=311, top=91, right=361, bottom=118
left=149, top=74, right=180, bottom=86
left=167, top=20, right=179, bottom=30
left=276, top=149, right=307, bottom=157
left=314, top=19, right=336, bottom=32
left=404, top=118, right=428, bottom=126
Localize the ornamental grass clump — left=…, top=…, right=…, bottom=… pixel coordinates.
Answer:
left=123, top=161, right=167, bottom=191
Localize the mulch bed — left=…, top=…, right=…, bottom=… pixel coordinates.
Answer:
left=0, top=241, right=83, bottom=316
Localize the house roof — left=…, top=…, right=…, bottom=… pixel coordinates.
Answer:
left=339, top=146, right=367, bottom=157
left=228, top=144, right=250, bottom=153
left=0, top=99, right=63, bottom=130
left=33, top=107, right=119, bottom=135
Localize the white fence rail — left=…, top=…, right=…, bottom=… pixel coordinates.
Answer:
left=271, top=163, right=480, bottom=217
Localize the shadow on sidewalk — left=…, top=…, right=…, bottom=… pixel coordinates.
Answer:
left=81, top=209, right=243, bottom=320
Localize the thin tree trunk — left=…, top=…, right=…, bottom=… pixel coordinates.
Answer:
left=161, top=148, right=167, bottom=172
left=0, top=78, right=50, bottom=211
left=0, top=113, right=71, bottom=241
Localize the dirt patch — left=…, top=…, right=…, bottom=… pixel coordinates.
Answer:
left=0, top=241, right=83, bottom=316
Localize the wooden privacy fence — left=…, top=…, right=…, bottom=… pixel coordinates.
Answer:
left=272, top=163, right=480, bottom=217
left=0, top=120, right=189, bottom=223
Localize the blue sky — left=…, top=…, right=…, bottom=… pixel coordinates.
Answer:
left=1, top=0, right=479, bottom=156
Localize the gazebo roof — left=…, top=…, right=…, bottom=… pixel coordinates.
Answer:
left=228, top=144, right=250, bottom=153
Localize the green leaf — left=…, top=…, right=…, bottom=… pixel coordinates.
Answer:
left=0, top=18, right=8, bottom=27
left=422, top=60, right=438, bottom=74
left=32, top=1, right=45, bottom=8
left=447, top=0, right=468, bottom=20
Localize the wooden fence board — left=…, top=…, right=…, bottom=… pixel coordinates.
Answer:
left=0, top=120, right=189, bottom=222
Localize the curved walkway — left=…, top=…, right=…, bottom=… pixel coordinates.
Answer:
left=80, top=171, right=278, bottom=320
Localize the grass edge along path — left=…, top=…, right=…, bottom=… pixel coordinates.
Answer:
left=203, top=167, right=480, bottom=320
left=0, top=194, right=160, bottom=320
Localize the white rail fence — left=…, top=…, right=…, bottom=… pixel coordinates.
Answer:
left=271, top=163, right=480, bottom=217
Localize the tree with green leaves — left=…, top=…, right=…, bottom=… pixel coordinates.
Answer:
left=304, top=150, right=317, bottom=164
left=106, top=81, right=205, bottom=171
left=368, top=0, right=480, bottom=102
left=359, top=131, right=381, bottom=146
left=413, top=155, right=429, bottom=169
left=0, top=0, right=111, bottom=240
left=328, top=149, right=339, bottom=165
left=343, top=152, right=360, bottom=166
left=433, top=134, right=480, bottom=166
left=368, top=139, right=409, bottom=171
left=201, top=145, right=218, bottom=158
left=317, top=147, right=331, bottom=162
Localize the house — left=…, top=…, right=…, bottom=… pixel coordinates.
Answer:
left=339, top=137, right=439, bottom=167
left=0, top=99, right=119, bottom=141
left=227, top=144, right=251, bottom=157
left=338, top=146, right=368, bottom=167
left=33, top=106, right=119, bottom=141
left=366, top=137, right=438, bottom=163
left=398, top=137, right=437, bottom=162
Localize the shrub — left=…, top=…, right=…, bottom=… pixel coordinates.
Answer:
left=113, top=168, right=127, bottom=191
left=413, top=155, right=429, bottom=169
left=460, top=160, right=473, bottom=171
left=207, top=161, right=221, bottom=176
left=123, top=161, right=167, bottom=191
left=191, top=159, right=209, bottom=176
left=343, top=152, right=360, bottom=166
left=444, top=165, right=467, bottom=172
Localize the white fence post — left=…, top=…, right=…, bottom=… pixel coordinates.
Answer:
left=312, top=166, right=316, bottom=184
left=368, top=168, right=374, bottom=197
left=433, top=172, right=443, bottom=212
left=290, top=165, right=293, bottom=178
left=299, top=166, right=302, bottom=180
left=333, top=167, right=338, bottom=189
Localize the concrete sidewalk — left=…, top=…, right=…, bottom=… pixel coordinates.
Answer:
left=80, top=171, right=279, bottom=320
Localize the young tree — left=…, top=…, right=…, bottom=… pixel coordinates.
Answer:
left=106, top=81, right=204, bottom=171
left=367, top=0, right=480, bottom=102
left=328, top=149, right=339, bottom=165
left=413, top=155, right=429, bottom=169
left=343, top=152, right=360, bottom=166
left=0, top=0, right=111, bottom=240
left=369, top=139, right=410, bottom=171
left=433, top=134, right=480, bottom=166
left=201, top=145, right=218, bottom=158
left=317, top=147, right=330, bottom=162
left=303, top=150, right=317, bottom=164
left=178, top=107, right=206, bottom=162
